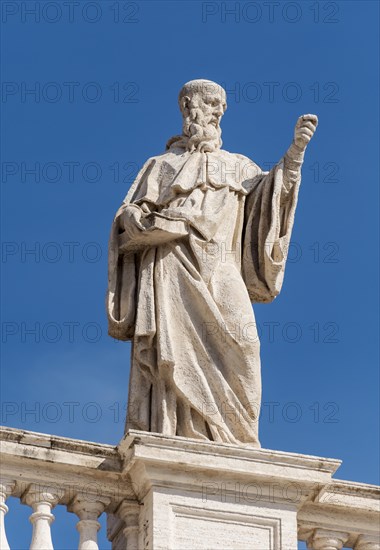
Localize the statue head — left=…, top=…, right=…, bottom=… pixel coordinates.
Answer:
left=167, top=79, right=227, bottom=153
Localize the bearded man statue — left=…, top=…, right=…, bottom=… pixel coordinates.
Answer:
left=107, top=79, right=318, bottom=446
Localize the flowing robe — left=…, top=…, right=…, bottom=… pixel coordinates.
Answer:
left=107, top=145, right=301, bottom=445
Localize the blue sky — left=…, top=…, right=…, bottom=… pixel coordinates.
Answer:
left=1, top=1, right=379, bottom=548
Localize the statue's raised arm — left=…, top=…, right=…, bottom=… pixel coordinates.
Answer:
left=242, top=113, right=318, bottom=303
left=282, top=114, right=319, bottom=193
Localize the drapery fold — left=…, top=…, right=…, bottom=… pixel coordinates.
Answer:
left=107, top=146, right=301, bottom=445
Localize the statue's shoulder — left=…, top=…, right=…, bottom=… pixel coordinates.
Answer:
left=134, top=150, right=178, bottom=179
left=140, top=151, right=167, bottom=165
left=220, top=149, right=263, bottom=177
left=144, top=146, right=187, bottom=165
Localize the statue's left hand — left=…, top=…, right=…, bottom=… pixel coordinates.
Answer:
left=294, top=114, right=318, bottom=149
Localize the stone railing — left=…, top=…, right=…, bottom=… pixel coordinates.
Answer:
left=298, top=479, right=380, bottom=549
left=0, top=426, right=379, bottom=550
left=0, top=426, right=135, bottom=550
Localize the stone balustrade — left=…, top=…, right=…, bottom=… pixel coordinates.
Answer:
left=0, top=426, right=379, bottom=550
left=298, top=479, right=380, bottom=550
left=0, top=426, right=134, bottom=550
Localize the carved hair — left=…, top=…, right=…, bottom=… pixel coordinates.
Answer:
left=167, top=79, right=226, bottom=153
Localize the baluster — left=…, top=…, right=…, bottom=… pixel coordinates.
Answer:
left=68, top=495, right=110, bottom=550
left=0, top=478, right=15, bottom=550
left=307, top=529, right=349, bottom=550
left=22, top=484, right=60, bottom=550
left=116, top=500, right=140, bottom=550
left=355, top=534, right=380, bottom=550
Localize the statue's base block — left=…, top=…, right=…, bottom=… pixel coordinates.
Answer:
left=107, top=431, right=379, bottom=550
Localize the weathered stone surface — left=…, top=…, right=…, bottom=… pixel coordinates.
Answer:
left=1, top=427, right=379, bottom=549
left=107, top=79, right=318, bottom=445
left=112, top=431, right=379, bottom=550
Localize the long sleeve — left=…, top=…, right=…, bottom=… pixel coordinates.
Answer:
left=106, top=160, right=156, bottom=342
left=282, top=142, right=305, bottom=199
left=107, top=209, right=137, bottom=341
left=242, top=160, right=301, bottom=303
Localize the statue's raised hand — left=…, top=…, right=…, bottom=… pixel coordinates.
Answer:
left=294, top=114, right=318, bottom=150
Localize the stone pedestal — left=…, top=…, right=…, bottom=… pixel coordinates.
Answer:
left=0, top=427, right=378, bottom=549
left=110, top=431, right=341, bottom=550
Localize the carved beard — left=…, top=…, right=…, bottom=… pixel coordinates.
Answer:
left=167, top=107, right=222, bottom=153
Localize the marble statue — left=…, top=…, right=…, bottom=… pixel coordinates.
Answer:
left=107, top=79, right=318, bottom=446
